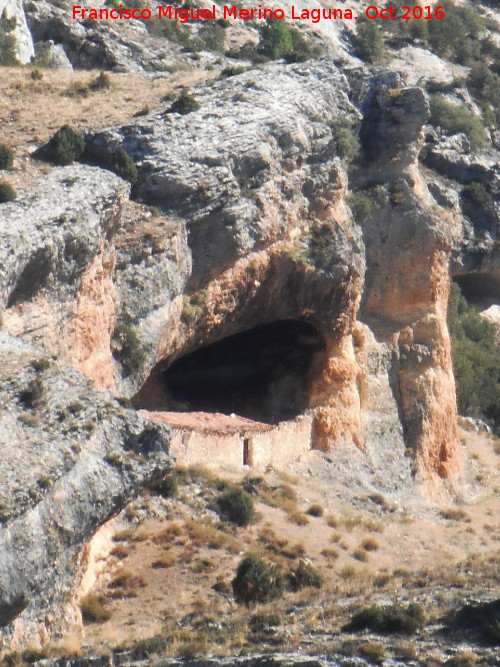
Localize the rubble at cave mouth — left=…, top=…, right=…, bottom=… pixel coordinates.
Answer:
left=135, top=320, right=325, bottom=425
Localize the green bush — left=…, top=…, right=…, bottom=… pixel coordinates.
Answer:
left=356, top=17, right=385, bottom=63
left=467, top=63, right=500, bottom=127
left=348, top=191, right=374, bottom=221
left=146, top=16, right=193, bottom=50
left=0, top=143, right=14, bottom=169
left=258, top=18, right=293, bottom=60
left=45, top=124, right=85, bottom=166
left=429, top=95, right=488, bottom=151
left=198, top=22, right=226, bottom=52
left=427, top=0, right=485, bottom=64
left=112, top=323, right=147, bottom=376
left=344, top=602, right=425, bottom=634
left=0, top=180, right=17, bottom=203
left=287, top=560, right=323, bottom=591
left=152, top=473, right=179, bottom=498
left=329, top=119, right=360, bottom=163
left=107, top=147, right=138, bottom=184
left=256, top=19, right=320, bottom=62
left=0, top=11, right=19, bottom=66
left=167, top=89, right=201, bottom=115
left=461, top=182, right=491, bottom=207
left=448, top=281, right=500, bottom=434
left=217, top=486, right=255, bottom=526
left=232, top=554, right=284, bottom=606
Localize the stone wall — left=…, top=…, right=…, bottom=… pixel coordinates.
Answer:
left=140, top=411, right=313, bottom=470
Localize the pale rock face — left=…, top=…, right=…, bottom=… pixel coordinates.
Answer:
left=0, top=0, right=34, bottom=63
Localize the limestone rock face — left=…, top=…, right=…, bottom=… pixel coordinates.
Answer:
left=85, top=60, right=464, bottom=495
left=23, top=0, right=180, bottom=72
left=0, top=0, right=34, bottom=63
left=0, top=166, right=130, bottom=391
left=0, top=332, right=172, bottom=644
left=1, top=42, right=499, bottom=646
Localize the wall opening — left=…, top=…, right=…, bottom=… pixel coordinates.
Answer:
left=243, top=438, right=253, bottom=466
left=135, top=320, right=325, bottom=425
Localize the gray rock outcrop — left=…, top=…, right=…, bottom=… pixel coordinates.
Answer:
left=0, top=332, right=172, bottom=643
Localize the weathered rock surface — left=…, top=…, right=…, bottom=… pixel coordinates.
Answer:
left=0, top=332, right=172, bottom=646
left=23, top=0, right=183, bottom=72
left=1, top=3, right=499, bottom=649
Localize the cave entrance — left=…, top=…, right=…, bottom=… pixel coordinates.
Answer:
left=136, top=320, right=325, bottom=425
left=454, top=272, right=500, bottom=306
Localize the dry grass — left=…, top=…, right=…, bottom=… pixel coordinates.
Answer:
left=306, top=503, right=324, bottom=517
left=360, top=536, right=380, bottom=552
left=108, top=570, right=147, bottom=598
left=110, top=544, right=133, bottom=559
left=352, top=547, right=369, bottom=562
left=286, top=509, right=309, bottom=526
left=439, top=508, right=471, bottom=522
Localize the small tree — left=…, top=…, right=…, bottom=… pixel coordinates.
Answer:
left=45, top=125, right=85, bottom=166
left=217, top=486, right=255, bottom=526
left=258, top=18, right=293, bottom=60
left=356, top=17, right=385, bottom=63
left=0, top=180, right=17, bottom=203
left=0, top=144, right=14, bottom=170
left=232, top=554, right=284, bottom=606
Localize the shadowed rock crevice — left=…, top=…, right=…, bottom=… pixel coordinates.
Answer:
left=134, top=320, right=325, bottom=424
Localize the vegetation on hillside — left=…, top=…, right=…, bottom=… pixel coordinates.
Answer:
left=448, top=281, right=500, bottom=434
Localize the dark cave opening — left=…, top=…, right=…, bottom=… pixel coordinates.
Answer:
left=135, top=320, right=325, bottom=425
left=454, top=272, right=500, bottom=305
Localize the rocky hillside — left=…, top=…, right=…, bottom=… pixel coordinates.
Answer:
left=0, top=0, right=499, bottom=658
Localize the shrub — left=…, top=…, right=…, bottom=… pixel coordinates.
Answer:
left=112, top=323, right=147, bottom=375
left=361, top=536, right=380, bottom=551
left=198, top=22, right=226, bottom=52
left=80, top=594, right=111, bottom=623
left=467, top=62, right=500, bottom=126
left=0, top=180, right=17, bottom=203
left=349, top=191, right=374, bottom=221
left=257, top=19, right=321, bottom=63
left=44, top=124, right=85, bottom=166
left=448, top=281, right=500, bottom=434
left=0, top=143, right=14, bottom=170
left=107, top=147, right=138, bottom=184
left=462, top=182, right=490, bottom=207
left=330, top=121, right=360, bottom=163
left=427, top=0, right=485, bottom=64
left=287, top=560, right=323, bottom=591
left=152, top=473, right=178, bottom=498
left=429, top=95, right=488, bottom=151
left=89, top=71, right=111, bottom=91
left=258, top=18, right=293, bottom=59
left=167, top=89, right=201, bottom=115
left=249, top=612, right=281, bottom=633
left=306, top=503, right=324, bottom=517
left=449, top=599, right=500, bottom=645
left=217, top=485, right=255, bottom=526
left=146, top=16, right=193, bottom=49
left=344, top=602, right=426, bottom=634
left=220, top=65, right=247, bottom=78
left=232, top=554, right=284, bottom=606
left=0, top=12, right=19, bottom=66
left=30, top=358, right=51, bottom=372
left=356, top=17, right=385, bottom=63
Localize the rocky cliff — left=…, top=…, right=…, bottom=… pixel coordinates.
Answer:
left=0, top=0, right=499, bottom=652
